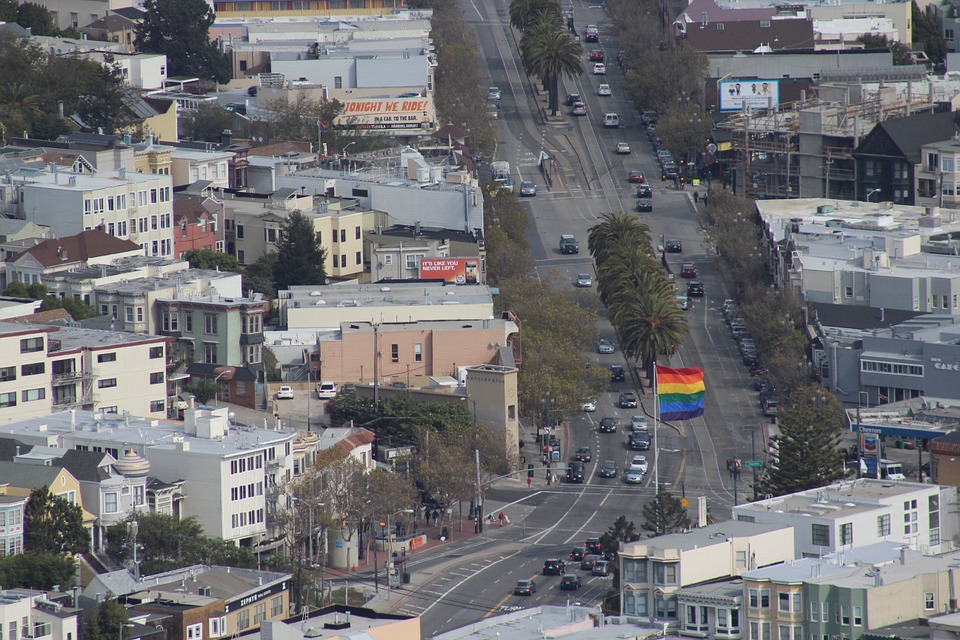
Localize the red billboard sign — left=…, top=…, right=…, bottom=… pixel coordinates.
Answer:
left=419, top=258, right=481, bottom=285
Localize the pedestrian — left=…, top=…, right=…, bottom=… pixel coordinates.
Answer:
left=693, top=191, right=699, bottom=204
left=432, top=510, right=439, bottom=527
left=673, top=177, right=679, bottom=190
left=498, top=511, right=505, bottom=526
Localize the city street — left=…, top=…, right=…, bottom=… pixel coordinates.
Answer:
left=396, top=0, right=778, bottom=634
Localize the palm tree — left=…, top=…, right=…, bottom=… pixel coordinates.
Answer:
left=612, top=288, right=688, bottom=382
left=510, top=0, right=561, bottom=33
left=588, top=212, right=651, bottom=268
left=520, top=26, right=582, bottom=115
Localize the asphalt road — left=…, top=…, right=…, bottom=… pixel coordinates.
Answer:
left=400, top=0, right=781, bottom=635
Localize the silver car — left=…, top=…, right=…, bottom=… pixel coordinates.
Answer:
left=519, top=180, right=537, bottom=197
left=598, top=338, right=615, bottom=354
left=576, top=273, right=593, bottom=287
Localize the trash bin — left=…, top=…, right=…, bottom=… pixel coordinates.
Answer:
left=402, top=572, right=411, bottom=584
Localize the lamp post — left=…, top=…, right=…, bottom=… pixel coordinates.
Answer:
left=290, top=496, right=325, bottom=609
left=212, top=366, right=234, bottom=405
left=857, top=390, right=870, bottom=478
left=120, top=622, right=134, bottom=640
left=866, top=188, right=882, bottom=202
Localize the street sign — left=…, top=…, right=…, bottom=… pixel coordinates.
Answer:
left=744, top=460, right=763, bottom=468
left=680, top=498, right=689, bottom=508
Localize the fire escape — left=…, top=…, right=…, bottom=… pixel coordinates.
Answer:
left=49, top=339, right=97, bottom=410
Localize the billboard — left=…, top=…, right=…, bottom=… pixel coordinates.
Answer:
left=419, top=258, right=481, bottom=285
left=719, top=79, right=780, bottom=111
left=334, top=97, right=435, bottom=133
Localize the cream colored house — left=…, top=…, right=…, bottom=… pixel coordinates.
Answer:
left=171, top=148, right=233, bottom=190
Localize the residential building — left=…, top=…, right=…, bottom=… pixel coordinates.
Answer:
left=0, top=297, right=43, bottom=321
left=465, top=364, right=520, bottom=456
left=278, top=281, right=496, bottom=329
left=170, top=148, right=234, bottom=190
left=0, top=322, right=172, bottom=423
left=732, top=479, right=957, bottom=557
left=80, top=11, right=142, bottom=52
left=0, top=494, right=26, bottom=556
left=854, top=111, right=959, bottom=204
left=0, top=589, right=80, bottom=640
left=0, top=219, right=53, bottom=263
left=250, top=607, right=420, bottom=640
left=132, top=134, right=173, bottom=176
left=434, top=605, right=656, bottom=640
left=4, top=229, right=143, bottom=288
left=0, top=407, right=296, bottom=546
left=916, top=136, right=960, bottom=209
left=227, top=190, right=372, bottom=278
left=676, top=580, right=744, bottom=639
left=619, top=521, right=795, bottom=621
left=10, top=167, right=176, bottom=258
left=366, top=225, right=486, bottom=283
left=172, top=198, right=219, bottom=258
left=84, top=565, right=291, bottom=638
left=673, top=0, right=816, bottom=52
left=155, top=292, right=268, bottom=409
left=75, top=50, right=167, bottom=90
left=0, top=461, right=95, bottom=546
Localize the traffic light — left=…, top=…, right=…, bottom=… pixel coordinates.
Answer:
left=527, top=464, right=535, bottom=478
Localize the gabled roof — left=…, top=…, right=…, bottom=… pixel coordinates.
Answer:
left=0, top=460, right=71, bottom=490
left=0, top=437, right=32, bottom=461
left=173, top=198, right=214, bottom=225
left=855, top=111, right=958, bottom=164
left=110, top=6, right=146, bottom=20
left=335, top=428, right=376, bottom=456
left=6, top=308, right=71, bottom=324
left=57, top=449, right=113, bottom=482
left=809, top=302, right=926, bottom=330
left=11, top=230, right=141, bottom=267
left=83, top=13, right=138, bottom=31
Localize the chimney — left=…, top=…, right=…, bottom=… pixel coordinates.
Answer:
left=188, top=395, right=195, bottom=409
left=900, top=546, right=907, bottom=565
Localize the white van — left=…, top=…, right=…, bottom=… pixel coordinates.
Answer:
left=604, top=113, right=620, bottom=128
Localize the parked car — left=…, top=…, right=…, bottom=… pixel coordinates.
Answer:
left=599, top=417, right=617, bottom=433
left=519, top=180, right=537, bottom=196
left=666, top=239, right=682, bottom=253
left=560, top=574, right=582, bottom=590
left=513, top=579, right=537, bottom=595
left=676, top=294, right=690, bottom=310
left=543, top=558, right=566, bottom=575
left=576, top=273, right=593, bottom=287
left=488, top=86, right=502, bottom=100
left=598, top=338, right=615, bottom=354
left=610, top=364, right=626, bottom=382
left=619, top=392, right=638, bottom=408
left=276, top=386, right=294, bottom=399
left=581, top=398, right=597, bottom=412
left=599, top=460, right=618, bottom=478
left=763, top=399, right=780, bottom=417
left=316, top=381, right=338, bottom=399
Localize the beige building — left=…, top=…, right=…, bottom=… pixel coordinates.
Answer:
left=0, top=322, right=172, bottom=423
left=367, top=226, right=486, bottom=283
left=229, top=190, right=378, bottom=279
left=279, top=282, right=496, bottom=330
left=620, top=521, right=795, bottom=622
left=465, top=365, right=519, bottom=455
left=171, top=148, right=234, bottom=190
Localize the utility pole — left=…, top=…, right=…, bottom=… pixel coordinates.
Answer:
left=373, top=323, right=380, bottom=407
left=475, top=449, right=483, bottom=534
left=751, top=431, right=758, bottom=500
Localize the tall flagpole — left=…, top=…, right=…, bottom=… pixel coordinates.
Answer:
left=653, top=364, right=659, bottom=491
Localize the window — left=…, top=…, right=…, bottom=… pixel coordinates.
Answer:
left=810, top=601, right=819, bottom=622
left=20, top=362, right=44, bottom=376
left=334, top=75, right=343, bottom=89
left=150, top=372, right=164, bottom=384
left=778, top=592, right=790, bottom=612
left=99, top=378, right=117, bottom=389
left=905, top=499, right=919, bottom=535
left=793, top=593, right=802, bottom=612
left=134, top=485, right=144, bottom=506
left=878, top=514, right=891, bottom=536
left=654, top=595, right=678, bottom=619
left=928, top=152, right=940, bottom=171
left=356, top=251, right=362, bottom=265
left=930, top=494, right=941, bottom=546
left=355, top=226, right=361, bottom=240
left=822, top=602, right=828, bottom=620
left=0, top=366, right=14, bottom=382
left=271, top=596, right=283, bottom=617
left=925, top=592, right=935, bottom=610
left=391, top=343, right=399, bottom=363
left=840, top=522, right=853, bottom=546
left=237, top=611, right=250, bottom=631
left=163, top=312, right=179, bottom=332
left=0, top=392, right=16, bottom=408
left=844, top=286, right=853, bottom=298
left=406, top=253, right=423, bottom=269
left=333, top=255, right=339, bottom=268
left=98, top=352, right=117, bottom=363
left=949, top=156, right=959, bottom=173
left=841, top=605, right=850, bottom=625
left=750, top=589, right=759, bottom=608
left=185, top=314, right=193, bottom=332
left=811, top=523, right=829, bottom=546
left=854, top=606, right=862, bottom=626
left=104, top=492, right=118, bottom=513
left=21, top=388, right=45, bottom=402
left=761, top=590, right=770, bottom=608
left=653, top=563, right=677, bottom=585
left=779, top=626, right=790, bottom=640
left=187, top=624, right=202, bottom=640
left=204, top=343, right=218, bottom=364
left=19, top=337, right=43, bottom=353
left=204, top=314, right=218, bottom=335
left=621, top=558, right=647, bottom=582
left=126, top=306, right=135, bottom=323
left=237, top=225, right=244, bottom=239
left=209, top=619, right=224, bottom=639
left=149, top=346, right=164, bottom=359
left=254, top=602, right=266, bottom=624
left=414, top=343, right=423, bottom=362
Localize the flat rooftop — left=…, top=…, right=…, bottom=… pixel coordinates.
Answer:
left=734, top=479, right=936, bottom=519
left=15, top=168, right=167, bottom=191
left=625, top=521, right=788, bottom=554
left=433, top=605, right=660, bottom=640
left=281, top=281, right=494, bottom=308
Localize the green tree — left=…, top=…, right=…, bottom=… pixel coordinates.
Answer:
left=599, top=515, right=640, bottom=611
left=3, top=282, right=29, bottom=298
left=187, top=102, right=235, bottom=142
left=856, top=34, right=912, bottom=65
left=16, top=2, right=56, bottom=36
left=243, top=251, right=278, bottom=298
left=183, top=247, right=241, bottom=272
left=24, top=486, right=89, bottom=555
left=26, top=282, right=47, bottom=299
left=188, top=378, right=217, bottom=404
left=509, top=0, right=560, bottom=33
left=913, top=1, right=947, bottom=66
left=84, top=608, right=103, bottom=640
left=641, top=489, right=691, bottom=536
left=0, top=0, right=17, bottom=22
left=758, top=385, right=846, bottom=497
left=40, top=295, right=100, bottom=320
left=135, top=0, right=230, bottom=83
left=273, top=211, right=327, bottom=291
left=96, top=598, right=129, bottom=640
left=0, top=552, right=77, bottom=589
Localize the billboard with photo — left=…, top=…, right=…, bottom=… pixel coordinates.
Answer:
left=719, top=79, right=780, bottom=111
left=334, top=97, right=435, bottom=133
left=419, top=258, right=481, bottom=285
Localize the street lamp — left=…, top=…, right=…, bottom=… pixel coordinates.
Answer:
left=120, top=622, right=134, bottom=640
left=866, top=188, right=882, bottom=202
left=212, top=366, right=234, bottom=405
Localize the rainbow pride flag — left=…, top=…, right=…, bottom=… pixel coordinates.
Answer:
left=656, top=365, right=705, bottom=421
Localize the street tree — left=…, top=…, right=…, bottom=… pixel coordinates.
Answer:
left=183, top=248, right=241, bottom=272
left=599, top=515, right=640, bottom=610
left=273, top=211, right=327, bottom=291
left=135, top=0, right=230, bottom=83
left=24, top=486, right=88, bottom=555
left=758, top=385, right=846, bottom=497
left=641, top=489, right=691, bottom=536
left=243, top=252, right=278, bottom=298
left=0, top=552, right=77, bottom=589
left=520, top=23, right=582, bottom=115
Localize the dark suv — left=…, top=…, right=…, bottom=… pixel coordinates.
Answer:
left=598, top=417, right=617, bottom=433
left=543, top=558, right=566, bottom=575
left=566, top=460, right=585, bottom=483
left=630, top=431, right=651, bottom=450
left=610, top=364, right=625, bottom=382
left=560, top=574, right=582, bottom=590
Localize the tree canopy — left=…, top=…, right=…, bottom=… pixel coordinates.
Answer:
left=135, top=0, right=230, bottom=83
left=273, top=211, right=328, bottom=291
left=183, top=248, right=241, bottom=272
left=24, top=486, right=88, bottom=555
left=641, top=489, right=690, bottom=536
left=0, top=552, right=77, bottom=590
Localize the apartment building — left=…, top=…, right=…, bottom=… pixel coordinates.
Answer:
left=75, top=50, right=168, bottom=90
left=0, top=494, right=26, bottom=557
left=916, top=136, right=960, bottom=210
left=0, top=322, right=172, bottom=423
left=171, top=148, right=233, bottom=190
left=13, top=168, right=177, bottom=258
left=732, top=479, right=957, bottom=558
left=619, top=521, right=795, bottom=621
left=366, top=225, right=486, bottom=283
left=0, top=407, right=296, bottom=546
left=4, top=229, right=143, bottom=288
left=172, top=198, right=219, bottom=258
left=0, top=590, right=79, bottom=640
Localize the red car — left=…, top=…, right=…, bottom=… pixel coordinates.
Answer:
left=589, top=49, right=605, bottom=62
left=681, top=263, right=698, bottom=278
left=628, top=170, right=645, bottom=183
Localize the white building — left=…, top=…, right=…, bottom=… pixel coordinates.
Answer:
left=732, top=479, right=959, bottom=558
left=79, top=51, right=168, bottom=90
left=13, top=168, right=176, bottom=258
left=170, top=148, right=234, bottom=190
left=0, top=406, right=296, bottom=546
left=0, top=590, right=79, bottom=640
